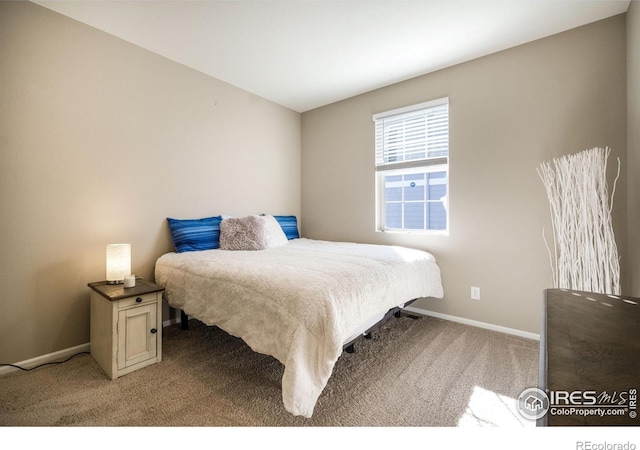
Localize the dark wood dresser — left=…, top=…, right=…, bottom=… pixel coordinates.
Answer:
left=539, top=289, right=639, bottom=426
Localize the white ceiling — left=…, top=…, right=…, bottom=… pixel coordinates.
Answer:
left=32, top=0, right=630, bottom=112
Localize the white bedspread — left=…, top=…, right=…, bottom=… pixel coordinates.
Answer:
left=154, top=238, right=443, bottom=417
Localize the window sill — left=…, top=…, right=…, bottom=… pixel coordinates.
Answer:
left=376, top=228, right=449, bottom=237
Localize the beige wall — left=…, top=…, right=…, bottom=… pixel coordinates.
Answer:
left=0, top=2, right=301, bottom=363
left=0, top=2, right=631, bottom=364
left=302, top=15, right=627, bottom=335
left=628, top=2, right=640, bottom=295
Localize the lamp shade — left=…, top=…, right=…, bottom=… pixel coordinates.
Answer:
left=106, top=243, right=131, bottom=284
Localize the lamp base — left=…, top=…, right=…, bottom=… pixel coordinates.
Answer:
left=106, top=280, right=124, bottom=285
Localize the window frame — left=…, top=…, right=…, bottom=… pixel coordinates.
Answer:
left=373, top=97, right=449, bottom=235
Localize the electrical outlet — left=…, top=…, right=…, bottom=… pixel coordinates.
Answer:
left=471, top=287, right=481, bottom=300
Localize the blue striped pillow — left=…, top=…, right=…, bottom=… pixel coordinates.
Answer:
left=273, top=215, right=300, bottom=240
left=167, top=216, right=222, bottom=253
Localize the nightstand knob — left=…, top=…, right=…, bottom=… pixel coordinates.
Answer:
left=136, top=297, right=143, bottom=303
left=150, top=328, right=157, bottom=334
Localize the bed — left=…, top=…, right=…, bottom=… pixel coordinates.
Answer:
left=154, top=214, right=444, bottom=417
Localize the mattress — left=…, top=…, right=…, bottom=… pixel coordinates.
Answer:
left=155, top=238, right=443, bottom=417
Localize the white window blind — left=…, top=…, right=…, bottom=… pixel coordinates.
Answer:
left=374, top=98, right=449, bottom=171
left=373, top=97, right=449, bottom=233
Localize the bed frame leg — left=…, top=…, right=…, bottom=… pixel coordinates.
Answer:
left=395, top=299, right=420, bottom=319
left=180, top=310, right=189, bottom=330
left=345, top=343, right=355, bottom=353
left=364, top=332, right=372, bottom=339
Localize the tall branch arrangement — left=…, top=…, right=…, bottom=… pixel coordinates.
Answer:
left=537, top=147, right=620, bottom=295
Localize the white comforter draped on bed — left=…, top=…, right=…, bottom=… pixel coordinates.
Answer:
left=155, top=238, right=443, bottom=417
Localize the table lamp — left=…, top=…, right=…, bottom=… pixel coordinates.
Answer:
left=106, top=243, right=131, bottom=285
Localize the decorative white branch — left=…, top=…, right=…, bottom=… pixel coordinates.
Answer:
left=537, top=147, right=620, bottom=295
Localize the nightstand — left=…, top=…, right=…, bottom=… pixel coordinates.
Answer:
left=88, top=278, right=164, bottom=380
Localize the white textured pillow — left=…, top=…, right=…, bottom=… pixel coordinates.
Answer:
left=219, top=215, right=288, bottom=250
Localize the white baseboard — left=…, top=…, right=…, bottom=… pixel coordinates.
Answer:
left=2, top=310, right=537, bottom=377
left=1, top=320, right=183, bottom=377
left=162, top=317, right=182, bottom=328
left=0, top=342, right=91, bottom=376
left=404, top=306, right=540, bottom=341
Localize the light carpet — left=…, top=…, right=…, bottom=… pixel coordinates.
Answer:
left=0, top=315, right=539, bottom=427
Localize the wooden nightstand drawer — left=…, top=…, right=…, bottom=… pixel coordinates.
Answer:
left=117, top=292, right=158, bottom=309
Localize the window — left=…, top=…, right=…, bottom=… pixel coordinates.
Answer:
left=373, top=98, right=449, bottom=233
